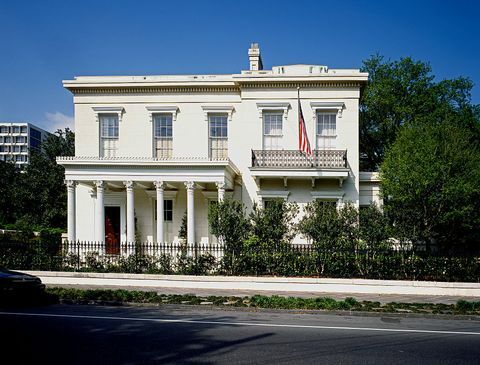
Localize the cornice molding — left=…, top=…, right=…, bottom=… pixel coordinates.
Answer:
left=92, top=106, right=124, bottom=123
left=242, top=82, right=362, bottom=89
left=201, top=106, right=235, bottom=122
left=310, top=102, right=345, bottom=118
left=67, top=81, right=361, bottom=95
left=70, top=86, right=239, bottom=95
left=256, top=102, right=290, bottom=120
left=146, top=106, right=179, bottom=122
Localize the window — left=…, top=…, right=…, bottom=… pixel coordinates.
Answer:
left=263, top=113, right=283, bottom=150
left=4, top=136, right=11, bottom=143
left=164, top=200, right=173, bottom=222
left=21, top=126, right=27, bottom=133
left=316, top=113, right=336, bottom=149
left=0, top=137, right=3, bottom=143
left=99, top=115, right=119, bottom=157
left=0, top=126, right=9, bottom=134
left=15, top=155, right=23, bottom=162
left=21, top=145, right=27, bottom=152
left=13, top=146, right=20, bottom=153
left=154, top=199, right=173, bottom=222
left=153, top=114, right=173, bottom=158
left=15, top=136, right=25, bottom=143
left=209, top=115, right=228, bottom=159
left=12, top=126, right=20, bottom=134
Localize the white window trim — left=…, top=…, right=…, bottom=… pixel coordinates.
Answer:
left=256, top=102, right=290, bottom=120
left=146, top=106, right=179, bottom=123
left=92, top=107, right=124, bottom=124
left=202, top=106, right=234, bottom=122
left=257, top=190, right=290, bottom=201
left=310, top=102, right=345, bottom=120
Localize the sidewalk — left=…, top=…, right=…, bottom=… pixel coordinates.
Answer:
left=26, top=271, right=480, bottom=305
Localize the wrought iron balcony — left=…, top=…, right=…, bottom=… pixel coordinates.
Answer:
left=251, top=149, right=347, bottom=169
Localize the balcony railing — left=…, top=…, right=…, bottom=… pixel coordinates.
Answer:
left=251, top=149, right=347, bottom=169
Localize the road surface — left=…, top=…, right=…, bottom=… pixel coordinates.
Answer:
left=1, top=304, right=479, bottom=364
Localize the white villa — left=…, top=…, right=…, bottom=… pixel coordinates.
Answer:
left=58, top=44, right=381, bottom=250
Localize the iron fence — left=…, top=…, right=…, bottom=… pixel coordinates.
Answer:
left=0, top=240, right=479, bottom=281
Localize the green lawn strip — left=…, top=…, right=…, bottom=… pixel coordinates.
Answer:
left=45, top=287, right=480, bottom=315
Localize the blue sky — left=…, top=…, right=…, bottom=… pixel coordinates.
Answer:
left=0, top=0, right=478, bottom=132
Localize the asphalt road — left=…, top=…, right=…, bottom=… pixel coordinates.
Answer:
left=1, top=304, right=479, bottom=364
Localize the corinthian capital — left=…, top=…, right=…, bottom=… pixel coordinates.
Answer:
left=65, top=180, right=77, bottom=189
left=123, top=180, right=135, bottom=190
left=153, top=180, right=165, bottom=190
left=184, top=181, right=196, bottom=190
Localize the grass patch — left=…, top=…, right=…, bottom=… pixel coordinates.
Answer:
left=44, top=287, right=480, bottom=315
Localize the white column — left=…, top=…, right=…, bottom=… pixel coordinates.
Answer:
left=66, top=180, right=77, bottom=242
left=95, top=180, right=105, bottom=243
left=216, top=181, right=225, bottom=202
left=154, top=181, right=164, bottom=243
left=185, top=181, right=195, bottom=245
left=124, top=181, right=135, bottom=243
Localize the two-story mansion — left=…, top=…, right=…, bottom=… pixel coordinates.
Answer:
left=58, top=44, right=381, bottom=248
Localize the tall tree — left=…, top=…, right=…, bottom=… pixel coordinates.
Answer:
left=16, top=128, right=75, bottom=229
left=380, top=120, right=480, bottom=253
left=359, top=55, right=477, bottom=171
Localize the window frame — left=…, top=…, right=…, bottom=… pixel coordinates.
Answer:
left=262, top=112, right=283, bottom=150
left=153, top=113, right=173, bottom=158
left=208, top=113, right=228, bottom=159
left=316, top=112, right=337, bottom=150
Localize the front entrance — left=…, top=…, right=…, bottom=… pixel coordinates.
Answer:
left=105, top=206, right=121, bottom=254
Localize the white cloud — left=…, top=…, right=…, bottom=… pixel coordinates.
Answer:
left=44, top=111, right=75, bottom=132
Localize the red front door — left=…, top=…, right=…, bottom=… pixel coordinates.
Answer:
left=105, top=206, right=120, bottom=254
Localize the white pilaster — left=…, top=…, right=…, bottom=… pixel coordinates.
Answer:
left=66, top=180, right=77, bottom=242
left=185, top=181, right=195, bottom=245
left=216, top=181, right=225, bottom=202
left=154, top=181, right=165, bottom=243
left=124, top=181, right=135, bottom=243
left=94, top=180, right=105, bottom=243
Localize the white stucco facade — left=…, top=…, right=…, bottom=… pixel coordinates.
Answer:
left=58, top=44, right=379, bottom=245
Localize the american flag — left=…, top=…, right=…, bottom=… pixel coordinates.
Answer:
left=298, top=97, right=312, bottom=156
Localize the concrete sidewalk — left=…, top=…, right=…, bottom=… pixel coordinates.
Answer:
left=26, top=271, right=480, bottom=305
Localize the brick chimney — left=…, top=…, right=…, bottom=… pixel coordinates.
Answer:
left=248, top=43, right=263, bottom=71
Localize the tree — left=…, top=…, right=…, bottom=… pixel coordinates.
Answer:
left=16, top=128, right=75, bottom=229
left=298, top=201, right=358, bottom=251
left=360, top=54, right=477, bottom=171
left=0, top=161, right=20, bottom=226
left=208, top=199, right=250, bottom=274
left=380, top=120, right=480, bottom=253
left=249, top=200, right=298, bottom=245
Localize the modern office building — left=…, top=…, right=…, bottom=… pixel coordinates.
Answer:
left=0, top=122, right=50, bottom=167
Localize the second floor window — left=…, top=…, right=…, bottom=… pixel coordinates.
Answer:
left=100, top=114, right=119, bottom=157
left=209, top=115, right=228, bottom=159
left=263, top=113, right=283, bottom=150
left=154, top=114, right=173, bottom=158
left=316, top=113, right=336, bottom=149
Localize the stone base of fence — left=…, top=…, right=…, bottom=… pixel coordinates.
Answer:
left=24, top=271, right=480, bottom=297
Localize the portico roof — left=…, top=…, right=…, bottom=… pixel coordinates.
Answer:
left=57, top=156, right=240, bottom=190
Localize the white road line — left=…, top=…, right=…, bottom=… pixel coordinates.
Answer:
left=1, top=311, right=479, bottom=336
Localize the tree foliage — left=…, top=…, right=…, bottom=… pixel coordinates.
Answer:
left=381, top=120, right=480, bottom=252
left=0, top=128, right=74, bottom=229
left=360, top=54, right=478, bottom=171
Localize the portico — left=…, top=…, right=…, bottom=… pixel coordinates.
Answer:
left=59, top=156, right=240, bottom=246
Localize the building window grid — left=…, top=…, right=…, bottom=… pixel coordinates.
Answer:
left=209, top=115, right=228, bottom=159
left=263, top=113, right=283, bottom=150
left=153, top=114, right=173, bottom=159
left=316, top=113, right=337, bottom=149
